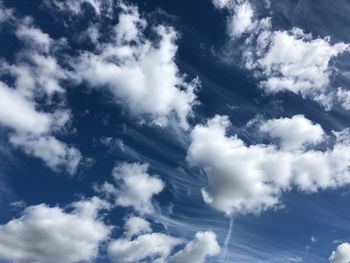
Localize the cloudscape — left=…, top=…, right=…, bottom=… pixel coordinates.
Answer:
left=1, top=0, right=350, bottom=262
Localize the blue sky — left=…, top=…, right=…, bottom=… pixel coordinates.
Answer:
left=1, top=0, right=350, bottom=262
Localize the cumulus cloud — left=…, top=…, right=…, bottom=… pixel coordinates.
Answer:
left=108, top=232, right=183, bottom=263
left=330, top=243, right=350, bottom=263
left=167, top=231, right=221, bottom=263
left=212, top=0, right=256, bottom=38
left=260, top=115, right=325, bottom=151
left=0, top=9, right=83, bottom=174
left=187, top=115, right=350, bottom=215
left=123, top=215, right=152, bottom=238
left=255, top=28, right=348, bottom=108
left=108, top=216, right=182, bottom=263
left=0, top=197, right=111, bottom=263
left=9, top=134, right=82, bottom=175
left=95, top=162, right=165, bottom=214
left=74, top=4, right=199, bottom=129
left=227, top=1, right=256, bottom=38
left=108, top=217, right=220, bottom=263
left=213, top=0, right=350, bottom=110
left=0, top=83, right=52, bottom=134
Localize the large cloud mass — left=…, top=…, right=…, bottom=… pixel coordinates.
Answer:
left=0, top=9, right=83, bottom=175
left=0, top=198, right=111, bottom=263
left=74, top=4, right=199, bottom=129
left=187, top=115, right=350, bottom=215
left=213, top=0, right=350, bottom=110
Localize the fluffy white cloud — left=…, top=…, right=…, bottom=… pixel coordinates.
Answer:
left=96, top=162, right=165, bottom=214
left=123, top=215, right=152, bottom=238
left=256, top=28, right=348, bottom=108
left=187, top=115, right=350, bottom=215
left=167, top=231, right=220, bottom=263
left=0, top=197, right=111, bottom=263
left=9, top=134, right=82, bottom=176
left=16, top=24, right=51, bottom=53
left=108, top=232, right=183, bottom=263
left=212, top=0, right=256, bottom=37
left=74, top=4, right=199, bottom=129
left=108, top=217, right=182, bottom=263
left=0, top=11, right=83, bottom=174
left=214, top=1, right=350, bottom=110
left=108, top=217, right=220, bottom=263
left=114, top=3, right=147, bottom=43
left=227, top=1, right=255, bottom=38
left=260, top=115, right=325, bottom=151
left=330, top=243, right=350, bottom=263
left=0, top=83, right=52, bottom=134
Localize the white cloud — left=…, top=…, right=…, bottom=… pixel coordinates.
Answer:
left=0, top=11, right=83, bottom=174
left=0, top=1, right=13, bottom=24
left=16, top=23, right=51, bottom=53
left=96, top=162, right=165, bottom=214
left=74, top=4, right=199, bottom=129
left=167, top=231, right=220, bottom=263
left=0, top=197, right=111, bottom=263
left=260, top=115, right=325, bottom=151
left=256, top=28, right=348, bottom=109
left=44, top=0, right=108, bottom=15
left=212, top=0, right=256, bottom=37
left=108, top=232, right=183, bottom=263
left=123, top=215, right=152, bottom=238
left=108, top=217, right=220, bottom=263
left=114, top=4, right=147, bottom=43
left=109, top=217, right=178, bottom=263
left=330, top=243, right=350, bottom=263
left=214, top=1, right=350, bottom=110
left=227, top=1, right=255, bottom=38
left=9, top=134, right=82, bottom=176
left=1, top=20, right=67, bottom=104
left=212, top=0, right=231, bottom=9
left=98, top=136, right=125, bottom=152
left=187, top=115, right=350, bottom=215
left=112, top=162, right=165, bottom=214
left=337, top=87, right=350, bottom=110
left=0, top=83, right=52, bottom=134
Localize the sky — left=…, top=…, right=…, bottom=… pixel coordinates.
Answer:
left=0, top=0, right=350, bottom=262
